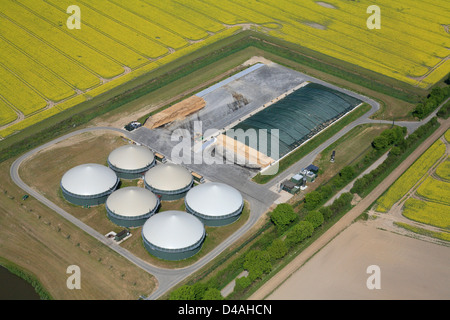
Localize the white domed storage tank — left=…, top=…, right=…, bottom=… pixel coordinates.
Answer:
left=141, top=210, right=205, bottom=260
left=61, top=163, right=119, bottom=206
left=107, top=144, right=155, bottom=179
left=144, top=163, right=193, bottom=201
left=106, top=187, right=160, bottom=228
left=185, top=182, right=244, bottom=226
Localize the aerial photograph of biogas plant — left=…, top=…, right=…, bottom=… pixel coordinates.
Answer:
left=0, top=0, right=449, bottom=307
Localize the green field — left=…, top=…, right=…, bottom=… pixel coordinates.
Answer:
left=403, top=198, right=450, bottom=230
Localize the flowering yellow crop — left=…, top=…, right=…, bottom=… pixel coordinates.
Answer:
left=0, top=1, right=124, bottom=79
left=0, top=17, right=100, bottom=91
left=419, top=60, right=450, bottom=89
left=376, top=139, right=446, bottom=212
left=18, top=0, right=147, bottom=70
left=149, top=0, right=226, bottom=34
left=436, top=158, right=450, bottom=180
left=0, top=107, right=61, bottom=139
left=77, top=0, right=188, bottom=50
left=0, top=64, right=47, bottom=116
left=1, top=0, right=449, bottom=137
left=44, top=0, right=168, bottom=59
left=403, top=198, right=450, bottom=230
left=416, top=176, right=450, bottom=205
left=175, top=0, right=244, bottom=25
left=0, top=99, right=17, bottom=127
left=112, top=0, right=209, bottom=41
left=0, top=38, right=75, bottom=102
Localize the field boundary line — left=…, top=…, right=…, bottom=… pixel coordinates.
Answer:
left=0, top=34, right=79, bottom=92
left=15, top=1, right=135, bottom=72
left=42, top=0, right=163, bottom=62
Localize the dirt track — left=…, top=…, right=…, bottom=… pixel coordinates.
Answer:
left=249, top=117, right=450, bottom=300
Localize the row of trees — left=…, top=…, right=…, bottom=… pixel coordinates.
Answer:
left=412, top=84, right=450, bottom=119
left=372, top=126, right=407, bottom=151
left=169, top=190, right=354, bottom=300
left=169, top=282, right=223, bottom=300
left=437, top=100, right=450, bottom=119
left=236, top=207, right=322, bottom=291
left=351, top=117, right=440, bottom=196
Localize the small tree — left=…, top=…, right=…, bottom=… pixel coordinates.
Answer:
left=304, top=210, right=324, bottom=229
left=202, top=288, right=223, bottom=300
left=267, top=238, right=288, bottom=261
left=319, top=206, right=333, bottom=221
left=285, top=221, right=314, bottom=248
left=304, top=191, right=322, bottom=210
left=234, top=276, right=252, bottom=292
left=319, top=185, right=333, bottom=199
left=192, top=282, right=208, bottom=300
left=340, top=166, right=356, bottom=182
left=244, top=250, right=272, bottom=281
left=169, top=285, right=195, bottom=300
left=372, top=135, right=388, bottom=150
left=269, top=203, right=297, bottom=232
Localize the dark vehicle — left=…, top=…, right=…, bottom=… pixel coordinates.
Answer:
left=125, top=121, right=142, bottom=131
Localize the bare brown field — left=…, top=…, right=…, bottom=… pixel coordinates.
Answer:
left=267, top=221, right=450, bottom=300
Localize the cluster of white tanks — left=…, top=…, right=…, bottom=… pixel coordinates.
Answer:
left=60, top=143, right=243, bottom=260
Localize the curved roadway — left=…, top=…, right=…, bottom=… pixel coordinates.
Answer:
left=9, top=126, right=275, bottom=299
left=10, top=92, right=445, bottom=300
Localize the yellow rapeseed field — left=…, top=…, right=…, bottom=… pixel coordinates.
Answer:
left=0, top=99, right=17, bottom=127
left=403, top=198, right=450, bottom=230
left=0, top=38, right=75, bottom=102
left=416, top=176, right=450, bottom=205
left=0, top=17, right=100, bottom=91
left=1, top=0, right=449, bottom=137
left=0, top=63, right=47, bottom=116
left=376, top=139, right=446, bottom=212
